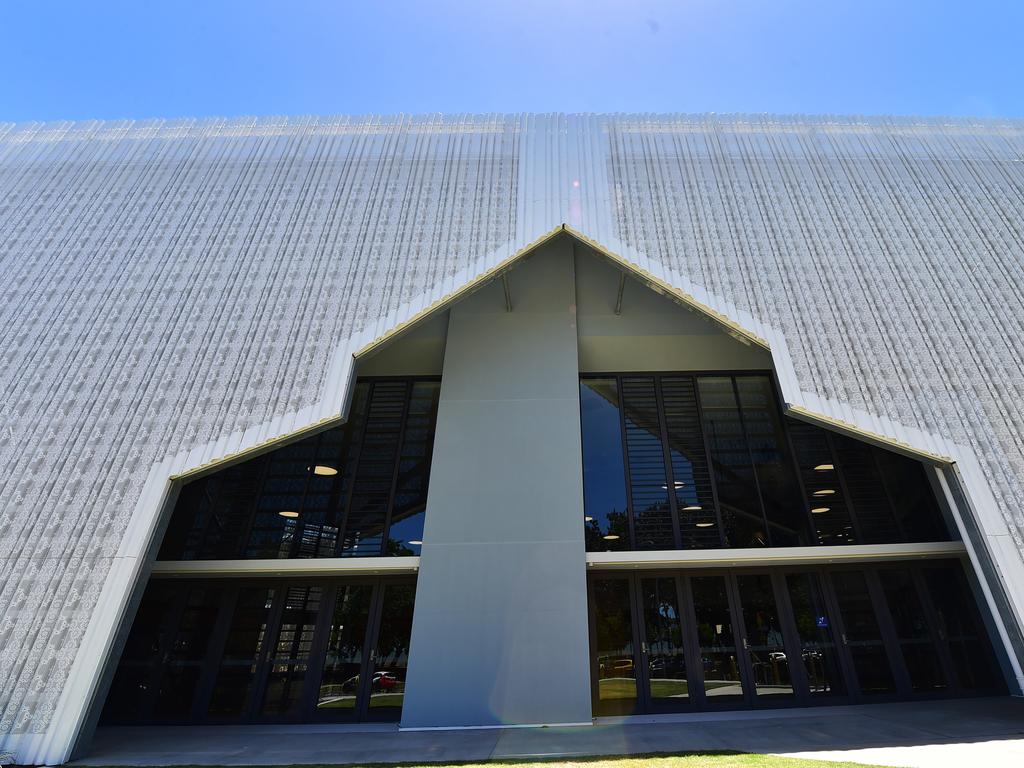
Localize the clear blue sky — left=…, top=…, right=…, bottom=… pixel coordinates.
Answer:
left=2, top=0, right=1022, bottom=122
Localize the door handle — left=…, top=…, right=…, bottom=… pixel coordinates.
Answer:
left=742, top=637, right=750, bottom=651
left=641, top=641, right=649, bottom=655
left=841, top=633, right=848, bottom=646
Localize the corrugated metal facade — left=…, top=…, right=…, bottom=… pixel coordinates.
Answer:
left=1, top=114, right=1023, bottom=754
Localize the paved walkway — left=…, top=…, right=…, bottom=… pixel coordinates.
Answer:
left=76, top=697, right=1024, bottom=767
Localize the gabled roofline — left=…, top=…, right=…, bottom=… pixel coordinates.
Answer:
left=353, top=224, right=769, bottom=362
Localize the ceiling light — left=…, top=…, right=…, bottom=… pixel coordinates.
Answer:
left=683, top=505, right=702, bottom=511
left=814, top=464, right=834, bottom=471
left=278, top=510, right=299, bottom=518
left=811, top=507, right=830, bottom=514
left=603, top=534, right=621, bottom=540
left=660, top=481, right=686, bottom=490
left=407, top=540, right=423, bottom=546
left=584, top=516, right=594, bottom=522
left=812, top=489, right=836, bottom=497
left=311, top=465, right=338, bottom=476
left=695, top=522, right=715, bottom=528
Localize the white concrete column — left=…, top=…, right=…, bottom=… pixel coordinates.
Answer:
left=401, top=237, right=592, bottom=727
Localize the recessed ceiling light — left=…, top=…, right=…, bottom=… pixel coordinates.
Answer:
left=603, top=534, right=621, bottom=540
left=408, top=540, right=423, bottom=546
left=814, top=464, right=834, bottom=471
left=695, top=522, right=715, bottom=528
left=278, top=510, right=299, bottom=518
left=811, top=506, right=830, bottom=514
left=683, top=505, right=702, bottom=511
left=311, top=465, right=338, bottom=476
left=812, top=489, right=836, bottom=497
left=584, top=516, right=594, bottom=522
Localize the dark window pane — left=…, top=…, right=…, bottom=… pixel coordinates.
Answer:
left=159, top=379, right=437, bottom=562
left=878, top=453, right=949, bottom=541
left=697, top=378, right=766, bottom=548
left=735, top=574, right=794, bottom=698
left=160, top=458, right=268, bottom=560
left=261, top=586, right=323, bottom=717
left=622, top=377, right=675, bottom=549
left=153, top=585, right=222, bottom=719
left=208, top=587, right=275, bottom=719
left=735, top=377, right=808, bottom=546
left=580, top=379, right=630, bottom=550
left=368, top=584, right=416, bottom=715
left=593, top=579, right=638, bottom=714
left=832, top=436, right=901, bottom=543
left=878, top=569, right=947, bottom=692
left=786, top=573, right=846, bottom=696
left=387, top=381, right=441, bottom=555
left=787, top=420, right=858, bottom=545
left=829, top=571, right=896, bottom=694
left=691, top=576, right=744, bottom=701
left=317, top=585, right=374, bottom=712
left=661, top=377, right=719, bottom=548
left=923, top=563, right=1003, bottom=693
left=342, top=381, right=409, bottom=557
left=640, top=578, right=689, bottom=705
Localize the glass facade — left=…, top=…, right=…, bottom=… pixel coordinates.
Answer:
left=102, top=577, right=415, bottom=725
left=588, top=560, right=1002, bottom=716
left=581, top=373, right=951, bottom=551
left=159, top=378, right=440, bottom=561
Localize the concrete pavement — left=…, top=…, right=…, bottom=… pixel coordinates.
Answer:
left=74, top=697, right=1024, bottom=767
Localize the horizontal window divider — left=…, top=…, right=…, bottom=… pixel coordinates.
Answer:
left=585, top=541, right=966, bottom=569
left=151, top=555, right=420, bottom=578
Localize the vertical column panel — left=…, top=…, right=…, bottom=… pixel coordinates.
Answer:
left=401, top=239, right=592, bottom=727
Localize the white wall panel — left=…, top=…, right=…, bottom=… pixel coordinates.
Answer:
left=1, top=113, right=1023, bottom=760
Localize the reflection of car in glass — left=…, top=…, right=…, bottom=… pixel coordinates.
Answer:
left=342, top=671, right=400, bottom=693
left=648, top=656, right=687, bottom=677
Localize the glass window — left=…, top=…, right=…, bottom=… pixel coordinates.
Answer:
left=829, top=571, right=896, bottom=694
left=592, top=579, right=638, bottom=714
left=923, top=563, right=1003, bottom=692
left=698, top=378, right=766, bottom=548
left=785, top=572, right=847, bottom=697
left=621, top=377, right=675, bottom=549
left=580, top=379, right=630, bottom=550
left=735, top=377, right=808, bottom=546
left=878, top=569, right=947, bottom=692
left=691, top=575, right=745, bottom=702
left=734, top=574, right=794, bottom=698
left=787, top=421, right=857, bottom=545
left=159, top=379, right=438, bottom=561
left=207, top=587, right=276, bottom=719
left=640, top=577, right=690, bottom=705
left=661, top=378, right=719, bottom=548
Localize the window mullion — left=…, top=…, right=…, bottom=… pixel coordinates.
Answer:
left=653, top=375, right=683, bottom=550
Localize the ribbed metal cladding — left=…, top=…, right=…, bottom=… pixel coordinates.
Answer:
left=1, top=113, right=1024, bottom=749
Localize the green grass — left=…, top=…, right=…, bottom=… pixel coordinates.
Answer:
left=598, top=678, right=737, bottom=700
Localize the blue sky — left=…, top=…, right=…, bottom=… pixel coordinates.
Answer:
left=1, top=0, right=1022, bottom=122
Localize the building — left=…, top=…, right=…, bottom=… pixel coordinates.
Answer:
left=1, top=114, right=1023, bottom=764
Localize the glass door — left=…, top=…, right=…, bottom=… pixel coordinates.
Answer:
left=783, top=571, right=852, bottom=700
left=590, top=575, right=695, bottom=716
left=591, top=577, right=641, bottom=715
left=731, top=573, right=797, bottom=704
left=827, top=570, right=899, bottom=697
left=362, top=582, right=416, bottom=720
left=689, top=575, right=747, bottom=705
left=638, top=576, right=692, bottom=712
